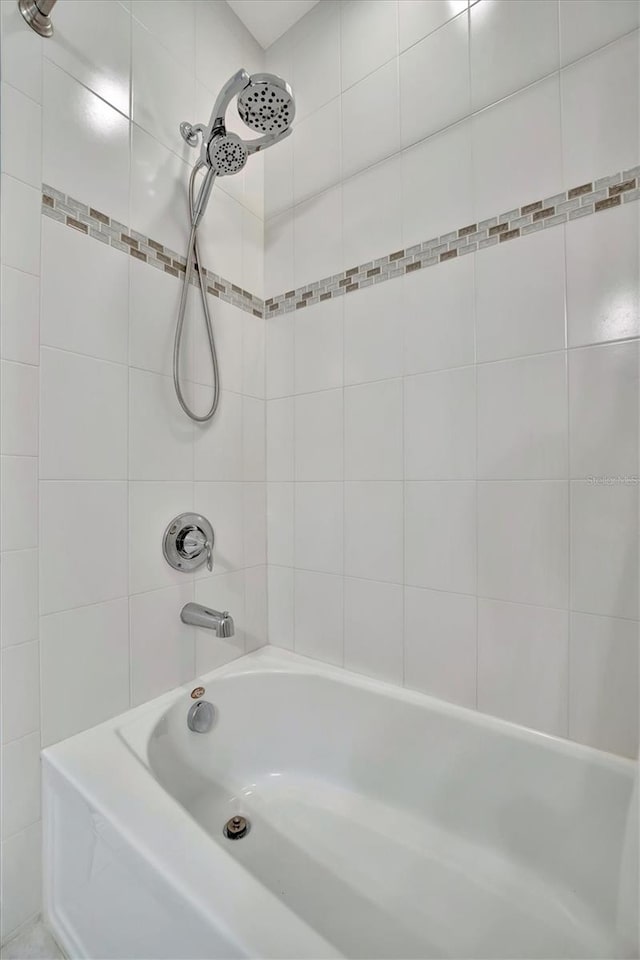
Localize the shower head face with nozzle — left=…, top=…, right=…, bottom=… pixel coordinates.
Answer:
left=237, top=73, right=295, bottom=135
left=208, top=132, right=248, bottom=176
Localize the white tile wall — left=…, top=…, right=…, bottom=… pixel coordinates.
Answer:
left=265, top=0, right=639, bottom=768
left=0, top=0, right=267, bottom=939
left=2, top=0, right=639, bottom=943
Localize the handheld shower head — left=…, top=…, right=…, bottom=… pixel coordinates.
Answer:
left=237, top=73, right=295, bottom=135
left=208, top=132, right=248, bottom=176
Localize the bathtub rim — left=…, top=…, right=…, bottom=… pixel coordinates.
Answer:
left=42, top=646, right=637, bottom=959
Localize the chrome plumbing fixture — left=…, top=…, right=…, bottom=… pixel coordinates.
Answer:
left=174, top=69, right=295, bottom=423
left=181, top=603, right=235, bottom=639
left=163, top=513, right=214, bottom=573
left=187, top=700, right=215, bottom=734
left=18, top=0, right=56, bottom=37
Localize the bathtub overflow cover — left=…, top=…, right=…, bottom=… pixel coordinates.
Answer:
left=224, top=815, right=249, bottom=840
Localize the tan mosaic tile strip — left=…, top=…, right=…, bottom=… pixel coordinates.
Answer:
left=42, top=164, right=640, bottom=321
left=41, top=184, right=263, bottom=318
left=264, top=165, right=640, bottom=316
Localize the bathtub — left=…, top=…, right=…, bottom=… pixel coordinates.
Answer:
left=43, top=647, right=638, bottom=959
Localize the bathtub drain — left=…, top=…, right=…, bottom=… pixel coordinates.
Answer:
left=224, top=815, right=250, bottom=840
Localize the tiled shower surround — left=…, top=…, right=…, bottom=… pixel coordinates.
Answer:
left=0, top=0, right=639, bottom=945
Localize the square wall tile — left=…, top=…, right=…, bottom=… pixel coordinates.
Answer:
left=265, top=210, right=295, bottom=299
left=472, top=75, right=562, bottom=223
left=569, top=611, right=639, bottom=757
left=477, top=353, right=568, bottom=480
left=43, top=61, right=130, bottom=227
left=267, top=398, right=294, bottom=481
left=341, top=0, right=398, bottom=90
left=342, top=59, right=401, bottom=179
left=0, top=266, right=40, bottom=366
left=294, top=186, right=343, bottom=289
left=266, top=314, right=295, bottom=400
left=344, top=279, right=404, bottom=386
left=399, top=0, right=468, bottom=51
left=133, top=0, right=196, bottom=61
left=194, top=389, right=242, bottom=482
left=403, top=253, right=475, bottom=375
left=566, top=202, right=640, bottom=347
left=1, top=642, right=40, bottom=744
left=40, top=349, right=128, bottom=480
left=245, top=565, right=268, bottom=652
left=40, top=481, right=128, bottom=614
left=41, top=599, right=129, bottom=746
left=242, top=311, right=265, bottom=400
left=293, top=97, right=342, bottom=204
left=129, top=256, right=189, bottom=379
left=478, top=481, right=569, bottom=608
left=343, top=156, right=403, bottom=268
left=0, top=0, right=43, bottom=103
left=130, top=369, right=194, bottom=481
left=1, top=550, right=39, bottom=648
left=46, top=0, right=131, bottom=115
left=561, top=32, right=639, bottom=187
left=294, top=569, right=344, bottom=666
left=475, top=226, right=566, bottom=362
left=1, top=731, right=41, bottom=840
left=401, top=119, right=474, bottom=248
left=268, top=565, right=294, bottom=650
left=242, top=396, right=266, bottom=484
left=570, top=481, right=638, bottom=620
left=405, top=367, right=476, bottom=480
left=345, top=379, right=403, bottom=480
left=405, top=481, right=476, bottom=594
left=404, top=586, right=477, bottom=708
left=559, top=0, right=640, bottom=66
left=42, top=217, right=129, bottom=365
left=130, top=126, right=190, bottom=256
left=1, top=175, right=41, bottom=276
left=295, top=389, right=344, bottom=481
left=569, top=341, right=639, bottom=479
left=244, top=483, right=267, bottom=568
left=345, top=482, right=403, bottom=583
left=470, top=0, right=559, bottom=111
left=294, top=297, right=343, bottom=395
left=478, top=598, right=569, bottom=736
left=344, top=578, right=403, bottom=684
left=1, top=457, right=38, bottom=552
left=130, top=584, right=195, bottom=706
left=295, top=482, right=343, bottom=575
left=1, top=82, right=42, bottom=189
left=292, top=2, right=341, bottom=120
left=265, top=134, right=293, bottom=220
left=267, top=483, right=294, bottom=567
left=0, top=822, right=41, bottom=941
left=0, top=361, right=38, bottom=457
left=400, top=14, right=470, bottom=147
left=132, top=19, right=194, bottom=158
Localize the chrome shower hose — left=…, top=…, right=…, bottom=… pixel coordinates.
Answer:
left=173, top=163, right=220, bottom=423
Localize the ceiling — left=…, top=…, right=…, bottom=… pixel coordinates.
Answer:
left=227, top=0, right=320, bottom=49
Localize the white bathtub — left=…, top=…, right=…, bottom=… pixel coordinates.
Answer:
left=43, top=647, right=638, bottom=959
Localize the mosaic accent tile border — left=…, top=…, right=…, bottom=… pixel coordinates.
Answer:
left=41, top=185, right=264, bottom=318
left=41, top=164, right=639, bottom=321
left=265, top=165, right=640, bottom=316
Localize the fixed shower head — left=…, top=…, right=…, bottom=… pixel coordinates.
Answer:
left=237, top=73, right=295, bottom=136
left=208, top=132, right=248, bottom=176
